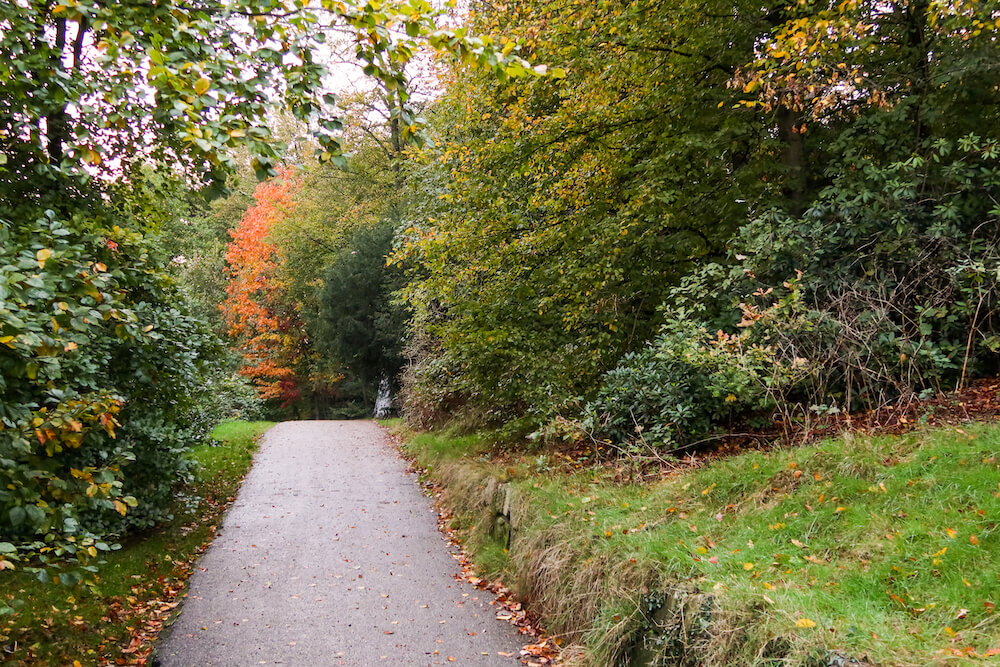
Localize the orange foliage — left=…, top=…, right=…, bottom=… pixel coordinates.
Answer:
left=221, top=170, right=305, bottom=402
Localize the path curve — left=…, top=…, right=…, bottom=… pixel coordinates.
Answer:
left=155, top=421, right=523, bottom=666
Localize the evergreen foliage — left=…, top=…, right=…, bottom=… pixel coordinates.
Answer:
left=320, top=218, right=408, bottom=412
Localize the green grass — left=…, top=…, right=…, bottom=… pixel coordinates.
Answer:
left=402, top=423, right=1000, bottom=666
left=0, top=420, right=274, bottom=666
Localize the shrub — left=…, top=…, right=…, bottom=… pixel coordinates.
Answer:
left=0, top=210, right=222, bottom=572
left=587, top=319, right=777, bottom=452
left=724, top=135, right=1000, bottom=410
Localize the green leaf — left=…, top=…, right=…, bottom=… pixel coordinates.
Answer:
left=8, top=506, right=25, bottom=527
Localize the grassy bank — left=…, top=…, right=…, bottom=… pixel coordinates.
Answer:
left=398, top=423, right=1000, bottom=666
left=0, top=420, right=274, bottom=666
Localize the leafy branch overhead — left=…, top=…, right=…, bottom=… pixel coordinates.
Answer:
left=0, top=0, right=557, bottom=187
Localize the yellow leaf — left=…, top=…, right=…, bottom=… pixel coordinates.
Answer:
left=37, top=248, right=52, bottom=268
left=194, top=76, right=211, bottom=95
left=795, top=618, right=817, bottom=628
left=94, top=262, right=107, bottom=272
left=114, top=500, right=128, bottom=516
left=946, top=527, right=957, bottom=539
left=744, top=562, right=755, bottom=570
left=87, top=545, right=98, bottom=557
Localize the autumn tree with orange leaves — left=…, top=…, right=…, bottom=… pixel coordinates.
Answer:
left=222, top=171, right=309, bottom=406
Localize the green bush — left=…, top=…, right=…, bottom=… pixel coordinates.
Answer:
left=717, top=135, right=1000, bottom=411
left=0, top=210, right=222, bottom=572
left=587, top=319, right=776, bottom=452
left=601, top=134, right=1000, bottom=457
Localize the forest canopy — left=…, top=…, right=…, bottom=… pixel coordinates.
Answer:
left=383, top=0, right=1000, bottom=448
left=195, top=0, right=1000, bottom=447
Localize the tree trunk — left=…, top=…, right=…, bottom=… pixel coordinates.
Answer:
left=778, top=106, right=806, bottom=216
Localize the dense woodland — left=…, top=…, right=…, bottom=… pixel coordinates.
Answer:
left=2, top=0, right=1000, bottom=586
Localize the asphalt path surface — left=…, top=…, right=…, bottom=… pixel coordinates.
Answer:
left=155, top=421, right=523, bottom=666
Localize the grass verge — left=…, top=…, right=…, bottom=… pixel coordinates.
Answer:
left=396, top=422, right=1000, bottom=666
left=0, top=420, right=274, bottom=666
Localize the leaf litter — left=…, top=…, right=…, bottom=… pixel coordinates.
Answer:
left=388, top=430, right=562, bottom=665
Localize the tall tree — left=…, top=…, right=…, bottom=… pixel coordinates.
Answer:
left=320, top=217, right=408, bottom=411
left=396, top=0, right=787, bottom=427
left=221, top=171, right=307, bottom=405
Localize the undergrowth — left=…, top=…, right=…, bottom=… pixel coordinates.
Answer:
left=0, top=420, right=274, bottom=666
left=398, top=421, right=1000, bottom=666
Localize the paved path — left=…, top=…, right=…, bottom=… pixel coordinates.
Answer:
left=155, top=421, right=523, bottom=666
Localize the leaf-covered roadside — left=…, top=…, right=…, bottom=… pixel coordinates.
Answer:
left=383, top=423, right=562, bottom=666
left=0, top=420, right=272, bottom=667
left=395, top=420, right=1000, bottom=666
